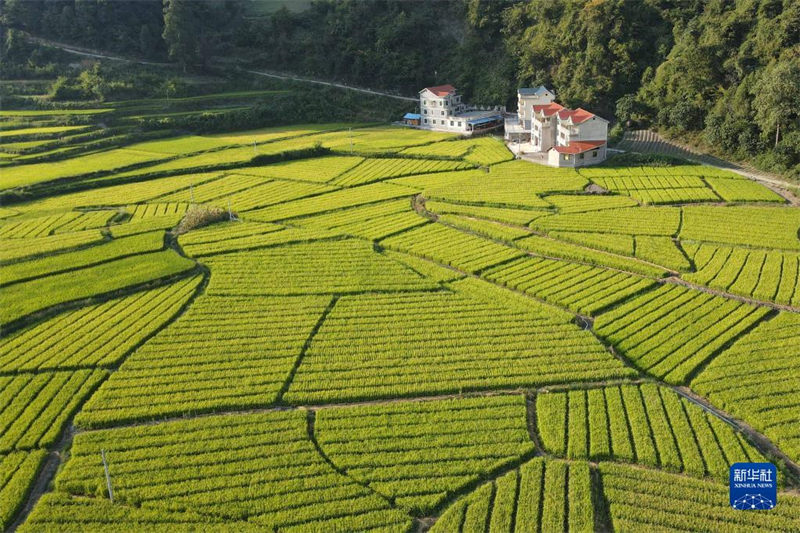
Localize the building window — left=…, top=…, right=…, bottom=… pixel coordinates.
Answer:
left=423, top=109, right=427, bottom=115
left=563, top=154, right=569, bottom=161
left=424, top=119, right=428, bottom=124
left=592, top=151, right=598, bottom=157
left=441, top=110, right=445, bottom=116
left=450, top=121, right=454, bottom=126
left=579, top=153, right=585, bottom=160
left=458, top=122, right=462, bottom=127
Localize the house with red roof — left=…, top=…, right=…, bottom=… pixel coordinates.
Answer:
left=507, top=87, right=609, bottom=167
left=416, top=85, right=503, bottom=135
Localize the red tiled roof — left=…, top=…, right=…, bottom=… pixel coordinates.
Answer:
left=557, top=107, right=596, bottom=124
left=532, top=102, right=564, bottom=116
left=423, top=84, right=456, bottom=96
left=552, top=140, right=606, bottom=154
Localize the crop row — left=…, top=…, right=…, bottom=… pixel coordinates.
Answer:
left=0, top=229, right=104, bottom=263
left=382, top=222, right=525, bottom=273
left=202, top=239, right=435, bottom=296
left=333, top=158, right=472, bottom=187
left=293, top=198, right=410, bottom=230
left=579, top=164, right=734, bottom=177
left=533, top=206, right=681, bottom=235
left=600, top=462, right=800, bottom=532
left=536, top=383, right=766, bottom=482
left=680, top=206, right=800, bottom=250
left=57, top=410, right=411, bottom=531
left=285, top=290, right=632, bottom=404
left=158, top=173, right=267, bottom=204
left=1, top=231, right=165, bottom=287
left=245, top=182, right=412, bottom=222
left=704, top=177, right=785, bottom=202
left=692, top=312, right=800, bottom=464
left=222, top=179, right=334, bottom=212
left=0, top=370, right=106, bottom=453
left=431, top=457, right=593, bottom=533
left=0, top=450, right=48, bottom=530
left=684, top=243, right=800, bottom=306
left=128, top=202, right=190, bottom=221
left=0, top=275, right=201, bottom=372
left=75, top=294, right=331, bottom=428
left=483, top=255, right=656, bottom=315
left=594, top=284, right=771, bottom=384
left=316, top=395, right=534, bottom=514
left=1, top=249, right=196, bottom=327
left=382, top=249, right=466, bottom=283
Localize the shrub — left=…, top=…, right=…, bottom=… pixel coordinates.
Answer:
left=174, top=206, right=233, bottom=234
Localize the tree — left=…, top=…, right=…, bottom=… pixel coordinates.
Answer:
left=753, top=58, right=800, bottom=147
left=162, top=0, right=200, bottom=71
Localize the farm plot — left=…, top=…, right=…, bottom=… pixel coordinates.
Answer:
left=0, top=276, right=201, bottom=372
left=543, top=194, right=638, bottom=213
left=0, top=450, right=48, bottom=531
left=13, top=172, right=222, bottom=213
left=0, top=212, right=83, bottom=238
left=0, top=231, right=165, bottom=287
left=182, top=225, right=339, bottom=257
left=683, top=243, right=800, bottom=306
left=594, top=284, right=771, bottom=384
left=437, top=214, right=534, bottom=241
left=0, top=230, right=104, bottom=263
left=208, top=179, right=335, bottom=212
left=600, top=462, right=800, bottom=532
left=52, top=210, right=117, bottom=233
left=0, top=250, right=196, bottom=327
left=324, top=125, right=455, bottom=153
left=400, top=139, right=477, bottom=158
left=1, top=148, right=171, bottom=190
left=0, top=370, right=107, bottom=452
left=515, top=234, right=668, bottom=277
left=284, top=290, right=631, bottom=404
left=236, top=155, right=364, bottom=183
left=75, top=295, right=330, bottom=428
left=536, top=383, right=765, bottom=481
left=635, top=236, right=691, bottom=272
left=532, top=207, right=681, bottom=235
left=483, top=255, right=656, bottom=315
left=681, top=206, right=800, bottom=249
left=246, top=182, right=413, bottom=222
left=316, top=395, right=535, bottom=514
left=332, top=158, right=472, bottom=187
left=202, top=239, right=436, bottom=296
left=55, top=411, right=412, bottom=532
left=157, top=173, right=267, bottom=204
left=462, top=136, right=515, bottom=166
left=291, top=198, right=410, bottom=230
left=430, top=458, right=593, bottom=533
left=425, top=200, right=549, bottom=225
left=692, top=312, right=800, bottom=463
left=382, top=250, right=466, bottom=283
left=425, top=162, right=583, bottom=208
left=622, top=187, right=720, bottom=205
left=704, top=177, right=785, bottom=203
left=110, top=214, right=183, bottom=238
left=382, top=223, right=525, bottom=273
left=549, top=231, right=634, bottom=256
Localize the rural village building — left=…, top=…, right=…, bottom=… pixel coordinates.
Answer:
left=505, top=86, right=609, bottom=168
left=404, top=84, right=503, bottom=135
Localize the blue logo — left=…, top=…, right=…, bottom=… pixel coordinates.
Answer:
left=730, top=463, right=777, bottom=510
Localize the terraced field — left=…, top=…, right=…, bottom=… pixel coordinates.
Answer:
left=2, top=121, right=799, bottom=532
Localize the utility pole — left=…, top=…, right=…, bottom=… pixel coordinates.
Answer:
left=101, top=450, right=114, bottom=502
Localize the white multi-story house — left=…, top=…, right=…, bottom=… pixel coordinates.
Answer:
left=507, top=86, right=609, bottom=167
left=505, top=86, right=555, bottom=141
left=411, top=85, right=503, bottom=135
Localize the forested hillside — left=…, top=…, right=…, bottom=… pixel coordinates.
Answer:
left=2, top=0, right=799, bottom=177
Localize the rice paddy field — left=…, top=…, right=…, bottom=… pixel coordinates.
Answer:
left=1, top=117, right=799, bottom=532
